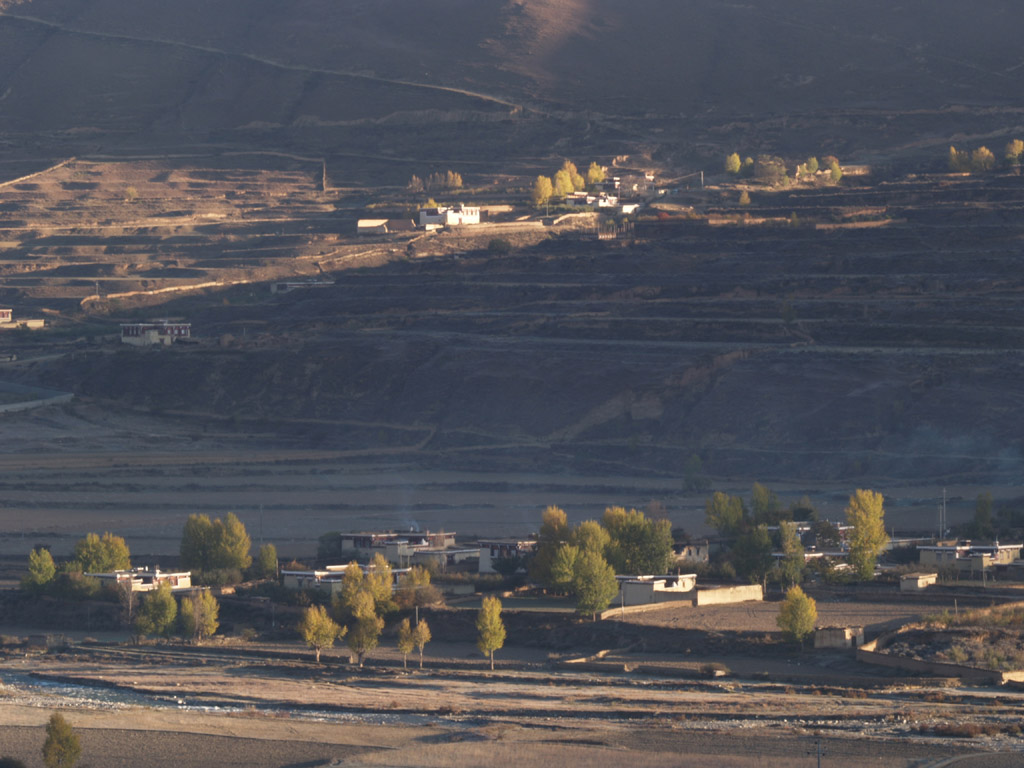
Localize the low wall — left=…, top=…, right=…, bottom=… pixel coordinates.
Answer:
left=695, top=584, right=763, bottom=606
left=598, top=599, right=690, bottom=621
left=857, top=625, right=1012, bottom=685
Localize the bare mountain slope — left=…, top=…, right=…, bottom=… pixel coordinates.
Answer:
left=0, top=0, right=1022, bottom=144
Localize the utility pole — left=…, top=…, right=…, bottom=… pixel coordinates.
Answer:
left=807, top=739, right=826, bottom=768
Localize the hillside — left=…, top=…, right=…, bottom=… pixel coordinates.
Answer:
left=0, top=0, right=1023, bottom=170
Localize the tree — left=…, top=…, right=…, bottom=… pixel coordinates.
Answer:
left=572, top=549, right=619, bottom=620
left=1005, top=139, right=1024, bottom=164
left=683, top=453, right=711, bottom=493
left=134, top=582, right=177, bottom=639
left=552, top=169, right=575, bottom=198
left=733, top=526, right=774, bottom=587
left=116, top=578, right=138, bottom=628
left=570, top=519, right=611, bottom=556
left=395, top=565, right=441, bottom=610
left=531, top=175, right=553, bottom=207
left=971, top=146, right=995, bottom=172
left=363, top=553, right=396, bottom=615
left=213, top=512, right=252, bottom=571
left=585, top=161, right=606, bottom=187
left=751, top=482, right=786, bottom=525
left=476, top=596, right=505, bottom=670
left=602, top=507, right=673, bottom=575
left=824, top=155, right=842, bottom=182
left=805, top=156, right=819, bottom=175
left=705, top=492, right=746, bottom=537
left=254, top=543, right=278, bottom=580
left=972, top=491, right=995, bottom=539
left=724, top=152, right=741, bottom=174
left=406, top=174, right=424, bottom=193
left=549, top=544, right=580, bottom=592
left=754, top=155, right=788, bottom=186
left=346, top=590, right=384, bottom=667
left=180, top=590, right=219, bottom=644
left=396, top=617, right=414, bottom=668
left=412, top=619, right=431, bottom=668
left=24, top=547, right=56, bottom=592
left=778, top=521, right=805, bottom=589
left=298, top=604, right=344, bottom=663
left=738, top=190, right=751, bottom=206
left=845, top=489, right=890, bottom=580
left=180, top=514, right=216, bottom=571
left=790, top=495, right=818, bottom=523
left=948, top=146, right=970, bottom=172
left=530, top=505, right=570, bottom=586
left=561, top=160, right=585, bottom=191
left=776, top=585, right=817, bottom=644
left=42, top=713, right=80, bottom=768
left=73, top=532, right=130, bottom=573
left=331, top=562, right=364, bottom=623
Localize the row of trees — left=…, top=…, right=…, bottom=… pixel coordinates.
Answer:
left=531, top=160, right=606, bottom=206
left=299, top=592, right=507, bottom=670
left=725, top=153, right=842, bottom=185
left=527, top=505, right=673, bottom=618
left=703, top=486, right=889, bottom=584
left=407, top=170, right=463, bottom=193
left=130, top=582, right=220, bottom=643
left=948, top=140, right=1023, bottom=172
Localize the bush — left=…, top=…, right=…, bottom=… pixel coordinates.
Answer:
left=488, top=238, right=512, bottom=254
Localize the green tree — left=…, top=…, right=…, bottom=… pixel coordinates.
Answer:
left=254, top=543, right=278, bottom=580
left=570, top=519, right=611, bottom=556
left=754, top=155, right=788, bottom=186
left=805, top=156, right=819, bottom=175
left=572, top=549, right=619, bottom=620
left=412, top=619, right=431, bottom=669
left=776, top=585, right=817, bottom=644
left=363, top=553, right=397, bottom=615
left=395, top=565, right=441, bottom=609
left=585, top=161, right=606, bottom=187
left=549, top=544, right=580, bottom=592
left=683, top=453, right=711, bottom=493
left=1005, top=139, right=1024, bottom=164
left=602, top=507, right=673, bottom=575
left=73, top=532, right=130, bottom=573
left=705, top=492, right=746, bottom=537
left=134, top=582, right=177, bottom=638
left=346, top=590, right=384, bottom=667
left=972, top=491, right=995, bottom=539
left=790, top=495, right=818, bottom=522
left=24, top=547, right=56, bottom=592
left=778, top=521, right=805, bottom=589
left=213, top=512, right=252, bottom=571
left=824, top=155, right=842, bottom=182
left=530, top=505, right=570, bottom=586
left=180, top=514, right=216, bottom=571
left=298, top=604, right=344, bottom=663
left=476, top=595, right=506, bottom=670
left=751, top=482, right=786, bottom=525
left=845, top=489, right=890, bottom=579
left=42, top=713, right=80, bottom=768
left=180, top=590, right=219, bottom=643
left=724, top=152, right=741, bottom=174
left=733, top=526, right=774, bottom=587
left=738, top=190, right=751, bottom=206
left=331, top=562, right=364, bottom=623
left=531, top=175, right=554, bottom=207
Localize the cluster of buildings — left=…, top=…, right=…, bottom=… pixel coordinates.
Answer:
left=120, top=320, right=192, bottom=346
left=357, top=204, right=481, bottom=236
left=87, top=566, right=194, bottom=593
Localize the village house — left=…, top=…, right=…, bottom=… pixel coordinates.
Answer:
left=918, top=541, right=1023, bottom=576
left=356, top=218, right=417, bottom=236
left=616, top=573, right=697, bottom=607
left=410, top=546, right=480, bottom=573
left=281, top=563, right=409, bottom=594
left=0, top=309, right=11, bottom=324
left=900, top=572, right=939, bottom=592
left=477, top=537, right=537, bottom=574
left=418, top=204, right=480, bottom=228
left=87, top=567, right=192, bottom=592
left=327, top=530, right=457, bottom=567
left=120, top=321, right=191, bottom=346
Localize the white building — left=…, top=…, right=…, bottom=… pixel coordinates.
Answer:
left=121, top=321, right=191, bottom=346
left=88, top=567, right=192, bottom=592
left=616, top=574, right=697, bottom=606
left=418, top=204, right=480, bottom=228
